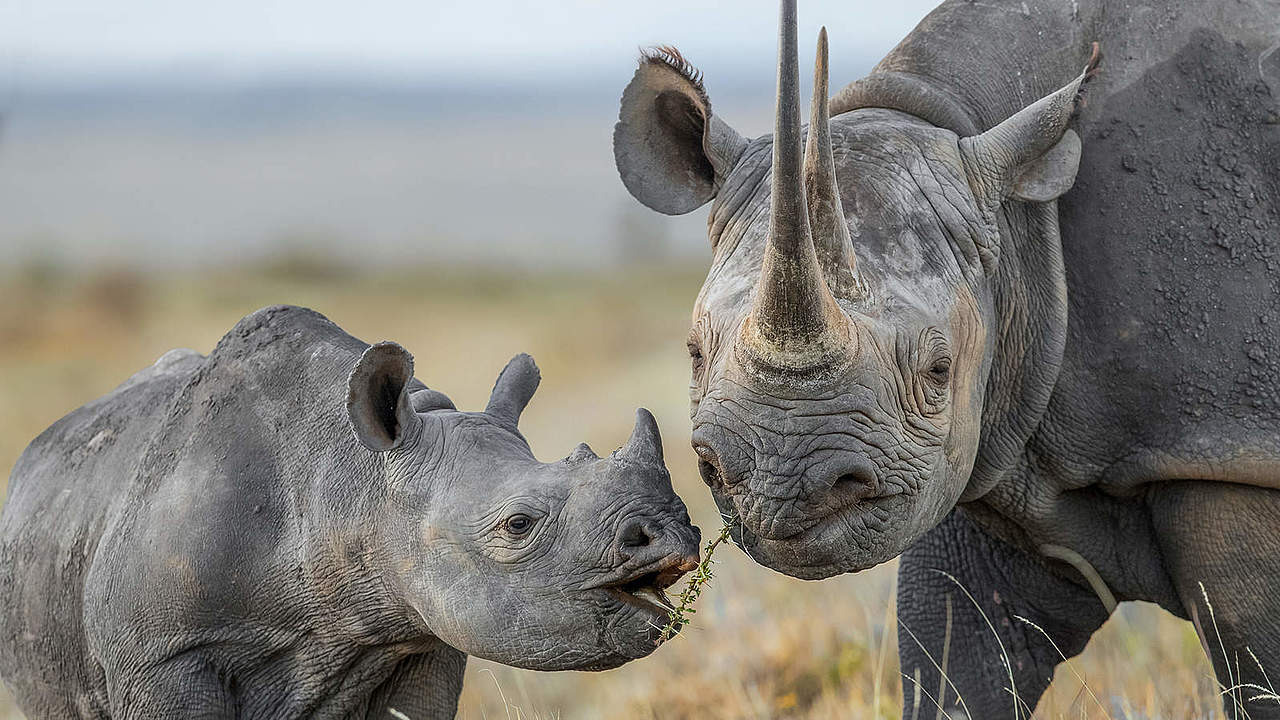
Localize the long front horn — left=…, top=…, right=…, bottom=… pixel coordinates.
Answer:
left=743, top=0, right=848, bottom=370
left=804, top=27, right=864, bottom=300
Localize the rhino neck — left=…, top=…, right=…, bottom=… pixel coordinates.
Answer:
left=831, top=0, right=1093, bottom=134
left=959, top=200, right=1069, bottom=502
left=830, top=70, right=981, bottom=136
left=832, top=0, right=1280, bottom=135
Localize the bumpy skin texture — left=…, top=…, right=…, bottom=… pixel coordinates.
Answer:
left=0, top=305, right=700, bottom=719
left=887, top=5, right=1280, bottom=718
left=614, top=1, right=1280, bottom=717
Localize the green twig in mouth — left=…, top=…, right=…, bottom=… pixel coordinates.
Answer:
left=659, top=518, right=738, bottom=643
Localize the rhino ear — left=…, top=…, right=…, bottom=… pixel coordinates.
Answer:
left=347, top=341, right=421, bottom=452
left=614, top=47, right=749, bottom=216
left=960, top=47, right=1100, bottom=210
left=1007, top=129, right=1082, bottom=202
left=485, top=353, right=540, bottom=427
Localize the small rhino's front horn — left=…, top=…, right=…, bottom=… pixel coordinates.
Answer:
left=615, top=408, right=665, bottom=465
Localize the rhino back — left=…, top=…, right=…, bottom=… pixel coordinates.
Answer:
left=0, top=347, right=204, bottom=716
left=80, top=305, right=395, bottom=714
left=1, top=305, right=385, bottom=715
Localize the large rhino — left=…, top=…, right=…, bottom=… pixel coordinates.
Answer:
left=614, top=0, right=1280, bottom=716
left=0, top=305, right=700, bottom=719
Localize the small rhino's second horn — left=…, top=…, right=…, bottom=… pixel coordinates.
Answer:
left=566, top=442, right=599, bottom=462
left=615, top=408, right=664, bottom=465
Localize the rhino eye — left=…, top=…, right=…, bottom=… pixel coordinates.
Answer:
left=687, top=339, right=705, bottom=377
left=927, top=357, right=952, bottom=385
left=504, top=514, right=535, bottom=536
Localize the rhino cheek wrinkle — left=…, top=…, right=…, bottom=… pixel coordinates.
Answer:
left=615, top=0, right=1280, bottom=717
left=0, top=305, right=700, bottom=718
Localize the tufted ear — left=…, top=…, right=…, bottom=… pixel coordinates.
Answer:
left=961, top=45, right=1100, bottom=210
left=347, top=341, right=421, bottom=452
left=614, top=47, right=749, bottom=216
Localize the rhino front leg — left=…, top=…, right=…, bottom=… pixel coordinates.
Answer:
left=365, top=643, right=468, bottom=720
left=896, top=509, right=1109, bottom=720
left=107, top=656, right=236, bottom=720
left=1150, top=482, right=1280, bottom=720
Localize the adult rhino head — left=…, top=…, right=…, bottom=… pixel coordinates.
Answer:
left=614, top=0, right=1096, bottom=579
left=348, top=344, right=700, bottom=668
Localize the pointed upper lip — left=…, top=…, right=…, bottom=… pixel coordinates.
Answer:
left=582, top=553, right=699, bottom=592
left=713, top=473, right=905, bottom=542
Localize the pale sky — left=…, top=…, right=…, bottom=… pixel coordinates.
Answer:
left=1, top=1, right=940, bottom=80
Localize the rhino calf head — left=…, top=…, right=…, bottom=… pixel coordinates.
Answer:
left=347, top=343, right=701, bottom=670
left=614, top=1, right=1092, bottom=579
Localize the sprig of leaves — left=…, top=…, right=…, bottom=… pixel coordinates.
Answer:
left=659, top=518, right=738, bottom=642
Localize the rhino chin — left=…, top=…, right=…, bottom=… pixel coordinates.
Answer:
left=596, top=607, right=667, bottom=667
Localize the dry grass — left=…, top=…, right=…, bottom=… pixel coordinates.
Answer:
left=0, top=262, right=1222, bottom=719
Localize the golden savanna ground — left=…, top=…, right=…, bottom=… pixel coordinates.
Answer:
left=0, top=261, right=1223, bottom=718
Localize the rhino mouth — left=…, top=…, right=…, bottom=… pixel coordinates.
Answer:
left=597, top=556, right=694, bottom=617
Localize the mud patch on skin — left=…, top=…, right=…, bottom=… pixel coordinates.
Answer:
left=1052, top=28, right=1280, bottom=480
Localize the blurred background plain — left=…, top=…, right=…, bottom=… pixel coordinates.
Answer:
left=0, top=1, right=1219, bottom=717
left=0, top=0, right=938, bottom=269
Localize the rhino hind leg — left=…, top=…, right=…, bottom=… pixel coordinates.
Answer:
left=896, top=509, right=1110, bottom=720
left=1150, top=482, right=1280, bottom=720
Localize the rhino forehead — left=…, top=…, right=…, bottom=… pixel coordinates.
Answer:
left=700, top=119, right=985, bottom=330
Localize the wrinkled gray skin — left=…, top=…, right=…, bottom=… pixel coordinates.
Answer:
left=615, top=0, right=1280, bottom=716
left=0, top=305, right=700, bottom=719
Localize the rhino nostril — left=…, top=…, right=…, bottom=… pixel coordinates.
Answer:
left=830, top=462, right=878, bottom=495
left=693, top=443, right=728, bottom=488
left=697, top=459, right=722, bottom=488
left=618, top=520, right=656, bottom=549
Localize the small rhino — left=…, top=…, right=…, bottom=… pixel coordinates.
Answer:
left=0, top=305, right=701, bottom=719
